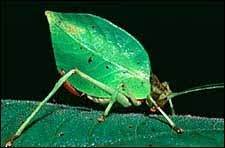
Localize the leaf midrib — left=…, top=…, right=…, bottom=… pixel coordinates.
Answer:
left=53, top=16, right=149, bottom=81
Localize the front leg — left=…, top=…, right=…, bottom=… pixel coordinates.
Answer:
left=161, top=81, right=175, bottom=115
left=146, top=96, right=183, bottom=134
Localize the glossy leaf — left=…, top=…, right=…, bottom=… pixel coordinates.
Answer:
left=45, top=11, right=151, bottom=99
left=1, top=100, right=224, bottom=147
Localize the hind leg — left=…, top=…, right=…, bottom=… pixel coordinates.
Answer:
left=5, top=69, right=131, bottom=147
left=60, top=70, right=81, bottom=96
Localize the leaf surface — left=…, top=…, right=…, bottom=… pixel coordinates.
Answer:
left=1, top=100, right=224, bottom=147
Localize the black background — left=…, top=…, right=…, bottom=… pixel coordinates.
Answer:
left=1, top=1, right=224, bottom=117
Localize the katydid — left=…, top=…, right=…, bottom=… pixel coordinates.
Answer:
left=5, top=11, right=224, bottom=147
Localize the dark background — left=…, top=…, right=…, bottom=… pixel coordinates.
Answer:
left=1, top=1, right=224, bottom=117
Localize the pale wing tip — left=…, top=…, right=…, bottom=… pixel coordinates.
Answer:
left=45, top=10, right=52, bottom=16
left=45, top=10, right=55, bottom=24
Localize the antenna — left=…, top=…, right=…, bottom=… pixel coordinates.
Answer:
left=167, top=83, right=224, bottom=100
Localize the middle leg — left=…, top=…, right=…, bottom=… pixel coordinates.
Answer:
left=97, top=83, right=131, bottom=122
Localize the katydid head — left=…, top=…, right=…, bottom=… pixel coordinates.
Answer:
left=148, top=73, right=224, bottom=112
left=147, top=73, right=173, bottom=110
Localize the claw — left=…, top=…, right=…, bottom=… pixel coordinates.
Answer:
left=98, top=115, right=105, bottom=122
left=5, top=135, right=18, bottom=147
left=150, top=106, right=157, bottom=113
left=173, top=127, right=184, bottom=134
left=5, top=141, right=12, bottom=147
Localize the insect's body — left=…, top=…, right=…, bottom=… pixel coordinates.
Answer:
left=61, top=70, right=170, bottom=108
left=87, top=95, right=110, bottom=104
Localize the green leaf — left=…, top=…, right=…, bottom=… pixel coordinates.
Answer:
left=1, top=100, right=224, bottom=147
left=45, top=11, right=151, bottom=99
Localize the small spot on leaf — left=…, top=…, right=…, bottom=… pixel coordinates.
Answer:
left=88, top=57, right=93, bottom=63
left=148, top=144, right=153, bottom=147
left=123, top=71, right=128, bottom=74
left=121, top=84, right=125, bottom=88
left=105, top=65, right=109, bottom=69
left=59, top=132, right=64, bottom=137
left=91, top=25, right=95, bottom=29
left=121, top=84, right=125, bottom=91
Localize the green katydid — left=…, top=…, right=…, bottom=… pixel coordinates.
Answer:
left=5, top=11, right=224, bottom=147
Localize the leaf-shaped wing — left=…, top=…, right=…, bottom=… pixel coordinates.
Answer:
left=45, top=11, right=151, bottom=98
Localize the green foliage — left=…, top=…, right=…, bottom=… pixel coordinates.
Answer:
left=1, top=100, right=224, bottom=147
left=45, top=11, right=151, bottom=99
